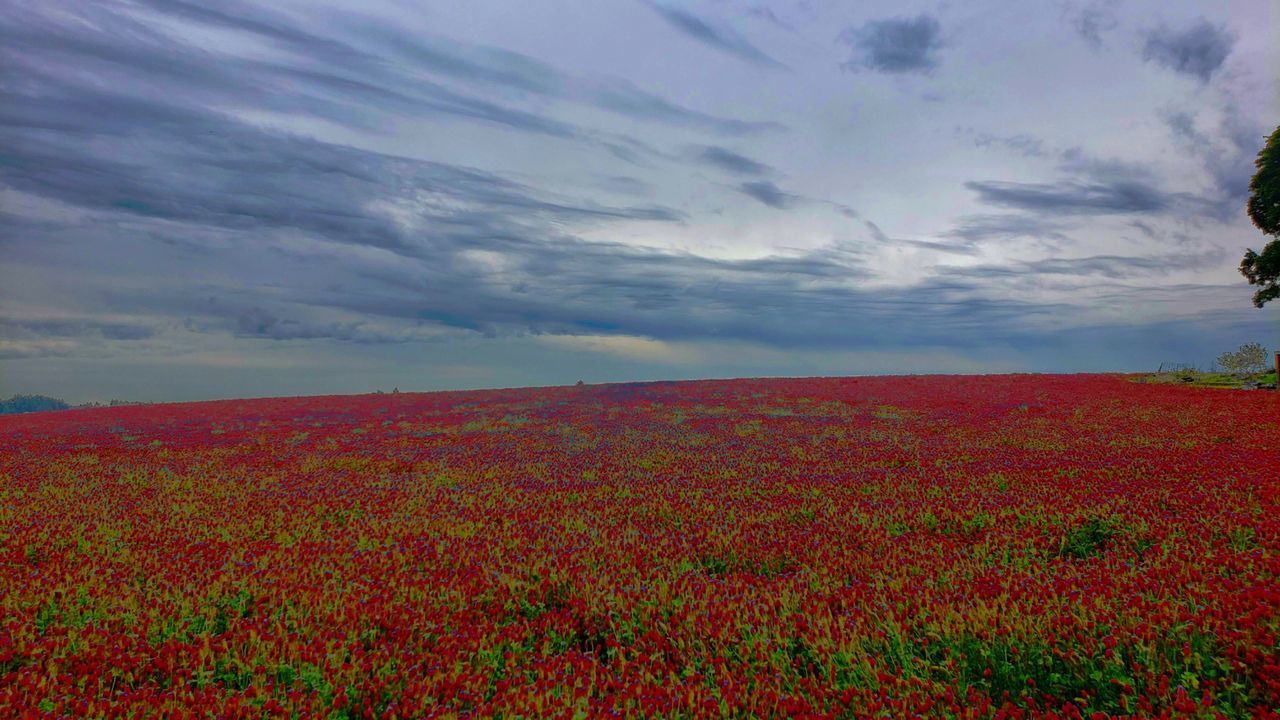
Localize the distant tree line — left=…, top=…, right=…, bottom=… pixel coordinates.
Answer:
left=0, top=395, right=70, bottom=414
left=0, top=395, right=146, bottom=415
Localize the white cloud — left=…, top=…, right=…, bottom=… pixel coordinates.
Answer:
left=534, top=334, right=700, bottom=364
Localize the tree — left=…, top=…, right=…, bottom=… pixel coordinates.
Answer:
left=0, top=395, right=70, bottom=415
left=1241, top=125, right=1280, bottom=307
left=1216, top=342, right=1270, bottom=376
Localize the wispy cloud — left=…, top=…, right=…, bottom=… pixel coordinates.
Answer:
left=941, top=250, right=1223, bottom=280
left=1063, top=0, right=1120, bottom=50
left=964, top=179, right=1173, bottom=215
left=865, top=221, right=978, bottom=255
left=691, top=146, right=773, bottom=176
left=945, top=214, right=1071, bottom=245
left=644, top=2, right=786, bottom=69
left=737, top=181, right=795, bottom=209
left=961, top=143, right=1218, bottom=219
left=962, top=129, right=1049, bottom=158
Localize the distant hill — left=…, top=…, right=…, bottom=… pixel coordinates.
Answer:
left=0, top=395, right=71, bottom=415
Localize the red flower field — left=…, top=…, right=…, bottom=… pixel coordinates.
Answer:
left=1, top=374, right=1278, bottom=719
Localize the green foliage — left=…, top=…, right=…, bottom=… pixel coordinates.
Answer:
left=857, top=625, right=1253, bottom=717
left=0, top=395, right=69, bottom=415
left=0, top=394, right=142, bottom=413
left=1060, top=517, right=1119, bottom=560
left=886, top=520, right=910, bottom=538
left=685, top=551, right=793, bottom=577
left=1228, top=526, right=1258, bottom=552
left=1140, top=365, right=1276, bottom=389
left=1248, top=125, right=1280, bottom=236
left=1242, top=124, right=1280, bottom=307
left=1216, top=342, right=1270, bottom=376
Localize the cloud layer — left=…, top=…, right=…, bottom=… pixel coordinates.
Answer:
left=0, top=0, right=1273, bottom=400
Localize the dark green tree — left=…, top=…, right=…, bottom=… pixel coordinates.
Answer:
left=1241, top=124, right=1280, bottom=307
left=0, top=395, right=69, bottom=415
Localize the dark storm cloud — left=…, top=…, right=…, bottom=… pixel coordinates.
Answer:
left=737, top=181, right=795, bottom=209
left=692, top=146, right=773, bottom=176
left=644, top=2, right=786, bottom=68
left=1141, top=18, right=1235, bottom=83
left=839, top=14, right=944, bottom=74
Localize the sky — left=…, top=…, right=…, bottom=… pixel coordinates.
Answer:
left=0, top=0, right=1277, bottom=402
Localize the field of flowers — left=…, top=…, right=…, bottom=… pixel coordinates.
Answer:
left=1, top=374, right=1278, bottom=718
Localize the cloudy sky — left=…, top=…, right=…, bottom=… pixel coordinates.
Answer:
left=1, top=0, right=1276, bottom=402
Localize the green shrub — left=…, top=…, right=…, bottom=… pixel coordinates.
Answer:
left=1060, top=517, right=1119, bottom=559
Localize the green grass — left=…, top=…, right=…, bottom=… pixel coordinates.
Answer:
left=1136, top=370, right=1276, bottom=389
left=1059, top=517, right=1119, bottom=559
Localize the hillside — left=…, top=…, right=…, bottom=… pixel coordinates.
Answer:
left=2, top=375, right=1278, bottom=718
